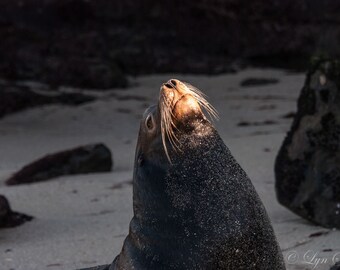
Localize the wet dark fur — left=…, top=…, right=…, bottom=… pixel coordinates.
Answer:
left=79, top=82, right=285, bottom=270
left=107, top=118, right=284, bottom=269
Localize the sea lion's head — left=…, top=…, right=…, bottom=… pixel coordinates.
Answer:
left=115, top=79, right=285, bottom=270
left=136, top=79, right=217, bottom=163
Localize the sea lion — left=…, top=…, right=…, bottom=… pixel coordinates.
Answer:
left=80, top=79, right=285, bottom=270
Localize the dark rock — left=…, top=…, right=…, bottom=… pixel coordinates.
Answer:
left=331, top=262, right=340, bottom=270
left=323, top=249, right=333, bottom=252
left=2, top=1, right=340, bottom=88
left=0, top=0, right=128, bottom=89
left=43, top=58, right=128, bottom=89
left=237, top=120, right=277, bottom=127
left=275, top=58, right=340, bottom=229
left=240, top=78, right=279, bottom=87
left=0, top=195, right=33, bottom=228
left=6, top=144, right=113, bottom=185
left=308, top=231, right=329, bottom=237
left=78, top=266, right=110, bottom=270
left=0, top=83, right=95, bottom=118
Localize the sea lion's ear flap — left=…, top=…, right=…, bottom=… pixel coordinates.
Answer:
left=145, top=114, right=156, bottom=133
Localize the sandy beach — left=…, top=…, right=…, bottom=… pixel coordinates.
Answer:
left=0, top=68, right=339, bottom=270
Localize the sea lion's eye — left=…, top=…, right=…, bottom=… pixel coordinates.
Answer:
left=145, top=114, right=154, bottom=130
left=138, top=154, right=144, bottom=167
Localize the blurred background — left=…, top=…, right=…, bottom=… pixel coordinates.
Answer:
left=1, top=1, right=340, bottom=92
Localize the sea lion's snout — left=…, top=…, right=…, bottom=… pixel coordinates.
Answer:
left=160, top=79, right=202, bottom=123
left=159, top=79, right=217, bottom=160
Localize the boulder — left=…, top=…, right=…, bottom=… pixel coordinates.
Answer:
left=0, top=83, right=95, bottom=119
left=0, top=195, right=33, bottom=228
left=6, top=143, right=113, bottom=185
left=331, top=262, right=340, bottom=270
left=275, top=58, right=340, bottom=228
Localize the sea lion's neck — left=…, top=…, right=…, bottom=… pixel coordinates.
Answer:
left=131, top=119, right=218, bottom=233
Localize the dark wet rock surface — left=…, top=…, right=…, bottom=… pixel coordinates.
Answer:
left=6, top=143, right=113, bottom=185
left=1, top=0, right=340, bottom=90
left=0, top=195, right=33, bottom=228
left=78, top=265, right=110, bottom=270
left=275, top=58, right=340, bottom=229
left=0, top=82, right=96, bottom=118
left=331, top=262, right=340, bottom=270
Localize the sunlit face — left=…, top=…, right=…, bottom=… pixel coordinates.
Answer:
left=137, top=79, right=217, bottom=163
left=159, top=79, right=217, bottom=160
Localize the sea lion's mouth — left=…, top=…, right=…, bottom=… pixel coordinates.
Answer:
left=159, top=79, right=217, bottom=161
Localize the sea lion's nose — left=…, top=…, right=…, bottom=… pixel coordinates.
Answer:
left=170, top=79, right=177, bottom=86
left=164, top=83, right=173, bottom=88
left=168, top=79, right=181, bottom=87
left=162, top=79, right=181, bottom=89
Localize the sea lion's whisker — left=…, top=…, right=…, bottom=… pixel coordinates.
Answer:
left=160, top=98, right=182, bottom=162
left=183, top=83, right=219, bottom=120
left=164, top=112, right=181, bottom=147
